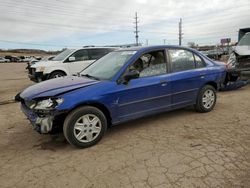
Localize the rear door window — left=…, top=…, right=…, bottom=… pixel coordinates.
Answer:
left=168, top=49, right=195, bottom=72
left=194, top=54, right=206, bottom=68
left=88, top=49, right=109, bottom=60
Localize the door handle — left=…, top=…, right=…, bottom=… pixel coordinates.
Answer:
left=160, top=80, right=169, bottom=86
left=200, top=73, right=206, bottom=78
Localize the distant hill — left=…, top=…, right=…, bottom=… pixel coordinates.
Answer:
left=0, top=49, right=61, bottom=57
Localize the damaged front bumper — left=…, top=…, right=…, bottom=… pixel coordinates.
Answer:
left=21, top=103, right=55, bottom=134
left=228, top=52, right=250, bottom=80
left=27, top=67, right=48, bottom=82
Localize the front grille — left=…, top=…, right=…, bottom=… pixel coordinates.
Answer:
left=237, top=56, right=250, bottom=69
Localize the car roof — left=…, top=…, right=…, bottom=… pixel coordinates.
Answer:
left=81, top=46, right=118, bottom=50
left=67, top=47, right=118, bottom=52
left=116, top=45, right=198, bottom=53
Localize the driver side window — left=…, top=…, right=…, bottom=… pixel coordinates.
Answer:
left=128, top=50, right=166, bottom=78
left=69, top=49, right=89, bottom=62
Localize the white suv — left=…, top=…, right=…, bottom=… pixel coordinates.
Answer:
left=28, top=47, right=116, bottom=82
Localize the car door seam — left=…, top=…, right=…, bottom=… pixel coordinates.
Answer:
left=118, top=88, right=199, bottom=107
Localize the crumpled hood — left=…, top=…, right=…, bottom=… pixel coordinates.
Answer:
left=234, top=46, right=250, bottom=56
left=20, top=76, right=99, bottom=100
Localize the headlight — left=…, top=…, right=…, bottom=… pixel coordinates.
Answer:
left=32, top=98, right=63, bottom=110
left=36, top=66, right=45, bottom=72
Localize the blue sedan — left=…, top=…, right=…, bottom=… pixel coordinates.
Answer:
left=15, top=45, right=226, bottom=148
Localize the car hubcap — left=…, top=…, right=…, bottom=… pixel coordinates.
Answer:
left=73, top=114, right=102, bottom=143
left=202, top=89, right=215, bottom=109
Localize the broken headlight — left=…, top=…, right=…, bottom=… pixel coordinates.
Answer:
left=31, top=98, right=63, bottom=110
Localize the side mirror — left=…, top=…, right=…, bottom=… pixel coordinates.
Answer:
left=123, top=70, right=140, bottom=83
left=68, top=56, right=76, bottom=62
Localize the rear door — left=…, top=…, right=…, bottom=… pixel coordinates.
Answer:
left=167, top=48, right=207, bottom=108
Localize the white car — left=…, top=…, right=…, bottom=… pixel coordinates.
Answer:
left=28, top=47, right=116, bottom=82
left=0, top=57, right=10, bottom=63
left=227, top=32, right=250, bottom=79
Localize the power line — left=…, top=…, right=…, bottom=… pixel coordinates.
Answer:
left=1, top=1, right=249, bottom=27
left=0, top=1, right=249, bottom=33
left=2, top=0, right=248, bottom=22
left=1, top=17, right=132, bottom=33
left=142, top=12, right=250, bottom=33
left=0, top=4, right=132, bottom=25
left=0, top=1, right=131, bottom=18
left=0, top=8, right=129, bottom=25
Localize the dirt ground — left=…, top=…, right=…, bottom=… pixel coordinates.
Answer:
left=0, top=63, right=250, bottom=188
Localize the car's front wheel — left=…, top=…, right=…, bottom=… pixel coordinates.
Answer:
left=49, top=71, right=66, bottom=79
left=195, top=85, right=217, bottom=113
left=63, top=106, right=107, bottom=148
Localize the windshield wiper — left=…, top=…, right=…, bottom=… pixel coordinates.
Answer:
left=81, top=74, right=100, bottom=80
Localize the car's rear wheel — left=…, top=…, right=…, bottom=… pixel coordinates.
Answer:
left=195, top=85, right=216, bottom=113
left=49, top=71, right=66, bottom=79
left=63, top=106, right=107, bottom=148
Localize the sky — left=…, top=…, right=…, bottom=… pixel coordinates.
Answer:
left=0, top=0, right=249, bottom=50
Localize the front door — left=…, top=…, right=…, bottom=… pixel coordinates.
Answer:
left=116, top=50, right=172, bottom=122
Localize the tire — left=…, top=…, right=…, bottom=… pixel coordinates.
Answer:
left=195, top=85, right=217, bottom=113
left=49, top=71, right=66, bottom=79
left=63, top=106, right=107, bottom=148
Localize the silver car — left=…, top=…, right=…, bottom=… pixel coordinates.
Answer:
left=0, top=57, right=10, bottom=63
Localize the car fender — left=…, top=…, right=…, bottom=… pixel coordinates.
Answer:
left=43, top=66, right=69, bottom=76
left=66, top=100, right=112, bottom=123
left=31, top=60, right=70, bottom=75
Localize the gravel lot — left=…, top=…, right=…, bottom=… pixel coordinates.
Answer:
left=0, top=63, right=250, bottom=188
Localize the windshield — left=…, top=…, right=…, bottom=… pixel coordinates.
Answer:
left=80, top=51, right=136, bottom=80
left=52, top=49, right=75, bottom=61
left=238, top=33, right=250, bottom=46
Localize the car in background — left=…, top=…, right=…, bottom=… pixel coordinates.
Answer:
left=4, top=56, right=21, bottom=62
left=227, top=32, right=250, bottom=80
left=199, top=48, right=225, bottom=60
left=16, top=45, right=226, bottom=148
left=26, top=56, right=55, bottom=70
left=0, top=57, right=10, bottom=63
left=28, top=47, right=117, bottom=82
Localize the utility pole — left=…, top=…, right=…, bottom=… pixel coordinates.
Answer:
left=134, top=12, right=139, bottom=46
left=178, top=18, right=183, bottom=46
left=163, top=39, right=166, bottom=44
left=146, top=39, right=148, bottom=46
